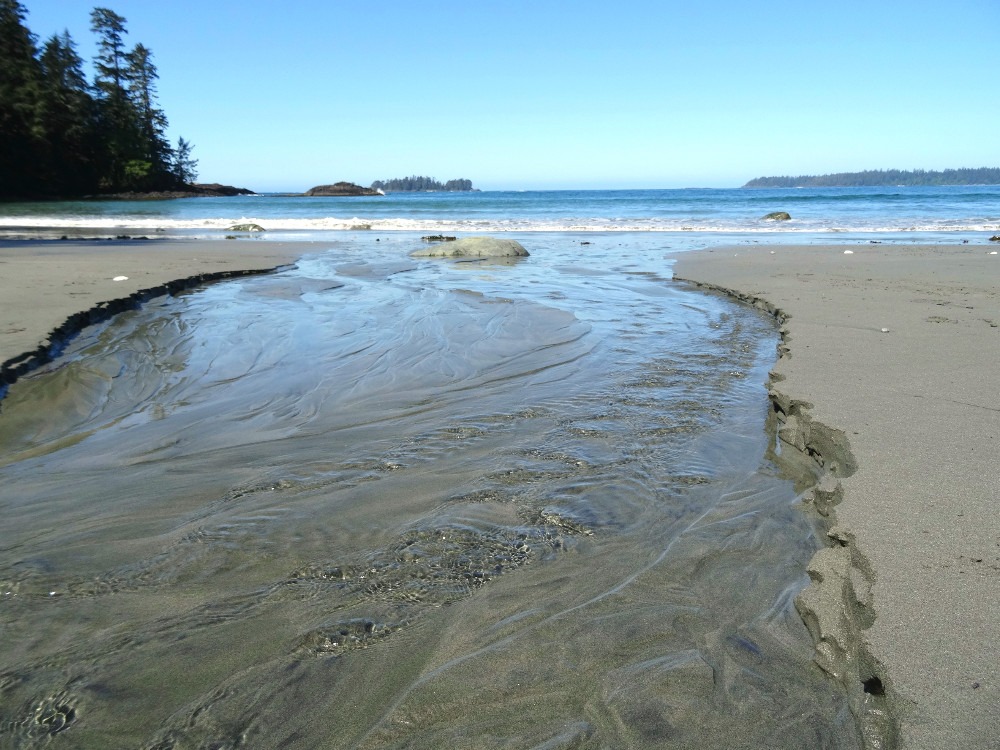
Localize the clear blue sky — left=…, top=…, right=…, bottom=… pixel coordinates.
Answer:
left=21, top=0, right=1000, bottom=191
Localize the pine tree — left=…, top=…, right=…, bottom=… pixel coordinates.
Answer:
left=90, top=6, right=140, bottom=190
left=1, top=3, right=195, bottom=198
left=0, top=0, right=43, bottom=197
left=38, top=31, right=98, bottom=194
left=90, top=7, right=127, bottom=99
left=171, top=136, right=198, bottom=185
left=125, top=43, right=173, bottom=187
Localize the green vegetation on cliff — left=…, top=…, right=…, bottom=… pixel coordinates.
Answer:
left=370, top=176, right=475, bottom=193
left=743, top=168, right=1000, bottom=188
left=0, top=2, right=196, bottom=199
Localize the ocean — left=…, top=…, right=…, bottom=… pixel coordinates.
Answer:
left=1, top=184, right=998, bottom=243
left=0, top=187, right=994, bottom=747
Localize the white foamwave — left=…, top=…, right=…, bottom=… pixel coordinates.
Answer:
left=1, top=215, right=996, bottom=234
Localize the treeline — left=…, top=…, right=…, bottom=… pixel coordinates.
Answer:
left=743, top=168, right=1000, bottom=188
left=0, top=1, right=196, bottom=199
left=370, top=176, right=475, bottom=192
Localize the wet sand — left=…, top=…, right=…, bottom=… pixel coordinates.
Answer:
left=0, top=235, right=861, bottom=747
left=673, top=244, right=1000, bottom=750
left=0, top=239, right=305, bottom=384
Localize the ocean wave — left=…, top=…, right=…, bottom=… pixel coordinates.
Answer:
left=1, top=215, right=998, bottom=234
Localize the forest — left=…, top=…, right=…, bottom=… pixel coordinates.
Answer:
left=743, top=168, right=1000, bottom=188
left=0, top=1, right=196, bottom=199
left=370, top=176, right=475, bottom=193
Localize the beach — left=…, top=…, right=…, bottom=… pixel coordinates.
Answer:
left=0, top=234, right=996, bottom=747
left=673, top=244, right=1000, bottom=750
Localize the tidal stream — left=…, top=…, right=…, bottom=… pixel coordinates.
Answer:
left=0, top=235, right=859, bottom=748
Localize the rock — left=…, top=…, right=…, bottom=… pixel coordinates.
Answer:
left=305, top=182, right=382, bottom=197
left=421, top=235, right=457, bottom=242
left=411, top=236, right=529, bottom=258
left=189, top=183, right=255, bottom=196
left=989, top=235, right=1000, bottom=242
left=229, top=223, right=265, bottom=232
left=92, top=183, right=255, bottom=200
left=762, top=211, right=792, bottom=221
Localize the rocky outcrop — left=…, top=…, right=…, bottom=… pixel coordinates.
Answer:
left=189, top=183, right=256, bottom=196
left=92, top=183, right=255, bottom=200
left=304, top=182, right=382, bottom=197
left=411, top=236, right=529, bottom=258
left=762, top=211, right=792, bottom=221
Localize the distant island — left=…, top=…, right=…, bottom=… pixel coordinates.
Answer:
left=305, top=182, right=382, bottom=197
left=370, top=176, right=476, bottom=193
left=743, top=168, right=1000, bottom=188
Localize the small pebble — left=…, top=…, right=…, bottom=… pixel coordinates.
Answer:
left=880, top=328, right=890, bottom=333
left=112, top=275, right=129, bottom=281
left=844, top=250, right=854, bottom=255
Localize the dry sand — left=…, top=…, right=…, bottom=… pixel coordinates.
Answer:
left=673, top=244, right=999, bottom=749
left=0, top=239, right=305, bottom=383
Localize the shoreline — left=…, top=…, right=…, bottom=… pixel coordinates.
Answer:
left=672, top=244, right=999, bottom=750
left=0, top=239, right=307, bottom=387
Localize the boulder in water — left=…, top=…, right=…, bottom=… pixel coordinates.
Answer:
left=762, top=211, right=792, bottom=221
left=411, top=236, right=529, bottom=258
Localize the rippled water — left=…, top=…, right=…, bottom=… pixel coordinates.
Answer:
left=0, top=235, right=859, bottom=748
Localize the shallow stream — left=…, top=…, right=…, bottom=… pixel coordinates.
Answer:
left=0, top=235, right=859, bottom=748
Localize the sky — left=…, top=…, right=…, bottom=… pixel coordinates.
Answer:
left=20, top=0, right=1000, bottom=191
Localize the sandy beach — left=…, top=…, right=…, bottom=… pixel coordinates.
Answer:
left=1, top=236, right=995, bottom=746
left=673, top=244, right=999, bottom=749
left=0, top=239, right=305, bottom=385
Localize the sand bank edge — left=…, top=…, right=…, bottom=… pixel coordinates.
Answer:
left=0, top=263, right=295, bottom=390
left=674, top=275, right=901, bottom=750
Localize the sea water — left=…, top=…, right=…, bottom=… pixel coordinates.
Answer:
left=2, top=186, right=993, bottom=747
left=1, top=184, right=998, bottom=244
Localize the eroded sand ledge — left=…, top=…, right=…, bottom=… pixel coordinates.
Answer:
left=673, top=244, right=999, bottom=750
left=0, top=239, right=306, bottom=387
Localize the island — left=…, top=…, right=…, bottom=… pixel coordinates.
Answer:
left=370, top=176, right=476, bottom=192
left=743, top=167, right=1000, bottom=188
left=304, top=182, right=383, bottom=197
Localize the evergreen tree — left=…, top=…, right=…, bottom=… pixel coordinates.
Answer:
left=171, top=136, right=198, bottom=185
left=90, top=7, right=127, bottom=99
left=124, top=42, right=173, bottom=188
left=0, top=3, right=194, bottom=198
left=38, top=31, right=98, bottom=194
left=90, top=7, right=140, bottom=189
left=0, top=0, right=43, bottom=197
